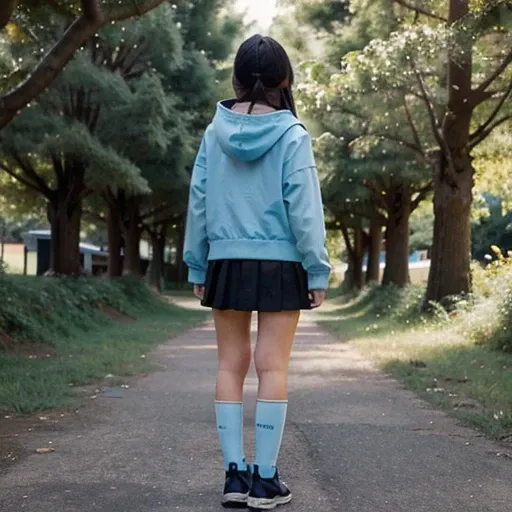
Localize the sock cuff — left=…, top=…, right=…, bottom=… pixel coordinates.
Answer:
left=257, top=399, right=288, bottom=404
left=215, top=401, right=243, bottom=404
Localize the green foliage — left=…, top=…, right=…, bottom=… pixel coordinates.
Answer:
left=294, top=0, right=351, bottom=34
left=464, top=247, right=512, bottom=353
left=321, top=278, right=512, bottom=441
left=0, top=280, right=207, bottom=413
left=0, top=275, right=165, bottom=346
left=472, top=209, right=512, bottom=262
left=409, top=206, right=434, bottom=253
left=490, top=276, right=512, bottom=353
left=351, top=282, right=426, bottom=323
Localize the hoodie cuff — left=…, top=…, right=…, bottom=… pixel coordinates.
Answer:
left=308, top=272, right=330, bottom=291
left=188, top=268, right=206, bottom=285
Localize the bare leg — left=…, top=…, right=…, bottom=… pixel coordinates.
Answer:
left=250, top=310, right=300, bottom=500
left=254, top=311, right=300, bottom=400
left=213, top=309, right=252, bottom=402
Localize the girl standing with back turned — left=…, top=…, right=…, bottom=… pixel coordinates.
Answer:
left=184, top=34, right=331, bottom=511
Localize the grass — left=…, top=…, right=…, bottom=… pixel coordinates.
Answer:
left=0, top=276, right=208, bottom=414
left=318, top=293, right=512, bottom=441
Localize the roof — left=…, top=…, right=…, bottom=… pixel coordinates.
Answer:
left=24, top=230, right=108, bottom=256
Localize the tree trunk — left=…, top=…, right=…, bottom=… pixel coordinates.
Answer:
left=366, top=219, right=382, bottom=284
left=107, top=204, right=123, bottom=277
left=148, top=225, right=167, bottom=292
left=342, top=224, right=365, bottom=291
left=123, top=198, right=142, bottom=275
left=382, top=185, right=411, bottom=287
left=426, top=153, right=473, bottom=303
left=48, top=199, right=82, bottom=276
left=425, top=0, right=473, bottom=304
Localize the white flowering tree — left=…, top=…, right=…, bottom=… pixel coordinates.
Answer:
left=297, top=0, right=512, bottom=302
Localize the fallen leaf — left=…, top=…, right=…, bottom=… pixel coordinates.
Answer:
left=35, top=447, right=55, bottom=454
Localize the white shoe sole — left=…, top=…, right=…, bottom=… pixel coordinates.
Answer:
left=222, top=492, right=249, bottom=505
left=248, top=493, right=293, bottom=510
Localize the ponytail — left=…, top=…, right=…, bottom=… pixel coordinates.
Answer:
left=233, top=34, right=297, bottom=116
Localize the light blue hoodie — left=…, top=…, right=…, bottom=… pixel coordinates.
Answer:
left=184, top=100, right=331, bottom=290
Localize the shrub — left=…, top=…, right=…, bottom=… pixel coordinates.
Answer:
left=0, top=275, right=166, bottom=347
left=463, top=247, right=512, bottom=352
left=352, top=282, right=426, bottom=323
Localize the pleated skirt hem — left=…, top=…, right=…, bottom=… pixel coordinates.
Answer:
left=201, top=260, right=311, bottom=312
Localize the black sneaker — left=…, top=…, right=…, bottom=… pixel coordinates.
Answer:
left=222, top=462, right=251, bottom=508
left=247, top=464, right=292, bottom=511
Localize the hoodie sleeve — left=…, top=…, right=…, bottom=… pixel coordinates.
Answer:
left=283, top=131, right=331, bottom=290
left=184, top=137, right=208, bottom=284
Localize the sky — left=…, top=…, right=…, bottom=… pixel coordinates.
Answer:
left=235, top=0, right=278, bottom=31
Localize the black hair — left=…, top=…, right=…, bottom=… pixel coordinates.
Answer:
left=233, top=34, right=297, bottom=117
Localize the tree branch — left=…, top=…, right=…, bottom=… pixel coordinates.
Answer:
left=0, top=17, right=101, bottom=130
left=412, top=63, right=443, bottom=147
left=373, top=133, right=425, bottom=157
left=140, top=202, right=173, bottom=221
left=402, top=94, right=425, bottom=156
left=340, top=223, right=355, bottom=261
left=362, top=179, right=388, bottom=211
left=0, top=0, right=166, bottom=130
left=393, top=0, right=447, bottom=22
left=0, top=0, right=17, bottom=29
left=470, top=115, right=512, bottom=149
left=50, top=153, right=65, bottom=189
left=411, top=62, right=458, bottom=187
left=411, top=181, right=432, bottom=210
left=10, top=152, right=54, bottom=197
left=81, top=0, right=102, bottom=22
left=105, top=0, right=166, bottom=22
left=0, top=161, right=48, bottom=197
left=474, top=47, right=512, bottom=95
left=131, top=0, right=142, bottom=16
left=338, top=104, right=426, bottom=159
left=470, top=79, right=512, bottom=143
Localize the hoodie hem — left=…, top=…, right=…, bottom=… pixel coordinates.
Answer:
left=208, top=239, right=302, bottom=263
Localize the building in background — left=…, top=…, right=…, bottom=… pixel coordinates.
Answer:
left=22, top=230, right=108, bottom=276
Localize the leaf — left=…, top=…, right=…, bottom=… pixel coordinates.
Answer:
left=35, top=447, right=55, bottom=454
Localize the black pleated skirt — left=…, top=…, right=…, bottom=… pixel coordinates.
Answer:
left=202, top=260, right=311, bottom=312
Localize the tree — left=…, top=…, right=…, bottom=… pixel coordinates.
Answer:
left=276, top=0, right=434, bottom=289
left=297, top=0, right=512, bottom=301
left=315, top=131, right=385, bottom=289
left=385, top=0, right=512, bottom=303
left=0, top=0, right=170, bottom=130
left=299, top=40, right=434, bottom=287
left=100, top=0, right=241, bottom=284
left=0, top=20, right=167, bottom=274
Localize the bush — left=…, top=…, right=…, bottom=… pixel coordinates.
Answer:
left=485, top=271, right=512, bottom=352
left=463, top=247, right=512, bottom=352
left=352, top=282, right=426, bottom=323
left=0, top=275, right=166, bottom=347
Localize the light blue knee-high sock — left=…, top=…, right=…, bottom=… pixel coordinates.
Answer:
left=215, top=401, right=247, bottom=471
left=254, top=399, right=288, bottom=478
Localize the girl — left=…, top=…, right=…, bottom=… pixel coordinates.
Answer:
left=184, top=34, right=331, bottom=511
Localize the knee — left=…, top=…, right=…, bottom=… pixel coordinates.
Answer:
left=254, top=348, right=286, bottom=377
left=218, top=346, right=251, bottom=376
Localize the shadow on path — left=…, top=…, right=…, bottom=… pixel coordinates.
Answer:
left=0, top=303, right=510, bottom=511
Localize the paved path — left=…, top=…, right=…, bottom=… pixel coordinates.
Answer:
left=1, top=304, right=511, bottom=511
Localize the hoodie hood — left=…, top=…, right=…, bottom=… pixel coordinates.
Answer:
left=212, top=100, right=304, bottom=162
